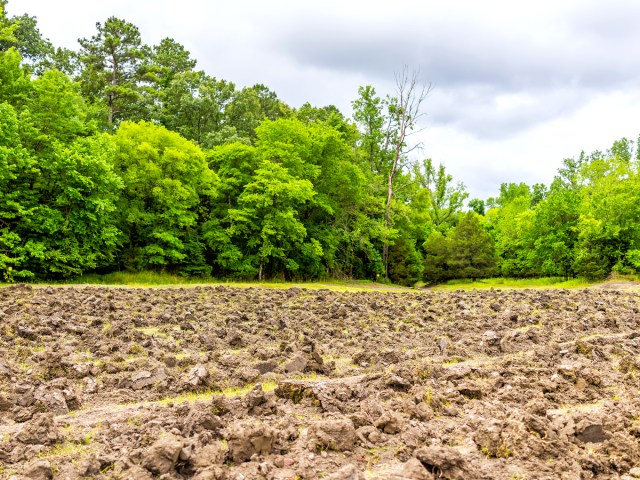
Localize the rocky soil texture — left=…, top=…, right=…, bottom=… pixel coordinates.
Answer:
left=1, top=284, right=640, bottom=479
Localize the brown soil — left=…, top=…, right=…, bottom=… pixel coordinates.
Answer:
left=1, top=284, right=640, bottom=479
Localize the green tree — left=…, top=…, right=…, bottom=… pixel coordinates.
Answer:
left=78, top=17, right=147, bottom=126
left=447, top=212, right=497, bottom=281
left=0, top=1, right=16, bottom=44
left=228, top=161, right=316, bottom=280
left=160, top=71, right=236, bottom=145
left=572, top=140, right=640, bottom=278
left=225, top=84, right=289, bottom=141
left=0, top=46, right=28, bottom=104
left=0, top=100, right=122, bottom=280
left=351, top=69, right=431, bottom=279
left=25, top=69, right=95, bottom=146
left=415, top=159, right=468, bottom=232
left=111, top=121, right=218, bottom=272
left=529, top=177, right=580, bottom=279
left=203, top=142, right=259, bottom=275
left=468, top=198, right=485, bottom=216
left=488, top=191, right=535, bottom=277
left=423, top=230, right=450, bottom=283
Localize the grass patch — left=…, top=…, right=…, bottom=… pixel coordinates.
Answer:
left=63, top=271, right=410, bottom=292
left=434, top=277, right=595, bottom=290
left=40, top=441, right=93, bottom=458
left=135, top=326, right=167, bottom=337
left=156, top=380, right=279, bottom=406
left=71, top=271, right=206, bottom=286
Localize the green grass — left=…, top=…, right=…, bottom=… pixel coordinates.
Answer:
left=433, top=277, right=595, bottom=290
left=63, top=271, right=410, bottom=292
left=155, top=380, right=279, bottom=406
left=7, top=270, right=636, bottom=292
left=71, top=271, right=207, bottom=286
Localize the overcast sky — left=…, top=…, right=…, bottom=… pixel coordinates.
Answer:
left=9, top=0, right=640, bottom=201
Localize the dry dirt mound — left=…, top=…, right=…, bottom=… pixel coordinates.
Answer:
left=1, top=284, right=640, bottom=479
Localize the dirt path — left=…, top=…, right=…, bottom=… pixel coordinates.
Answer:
left=1, top=284, right=640, bottom=479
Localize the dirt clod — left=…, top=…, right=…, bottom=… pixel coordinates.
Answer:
left=15, top=413, right=61, bottom=445
left=21, top=459, right=53, bottom=480
left=227, top=422, right=275, bottom=462
left=141, top=436, right=184, bottom=475
left=308, top=415, right=357, bottom=452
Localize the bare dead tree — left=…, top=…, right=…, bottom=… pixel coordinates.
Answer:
left=382, top=66, right=432, bottom=279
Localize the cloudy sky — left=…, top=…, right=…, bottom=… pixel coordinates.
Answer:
left=9, top=0, right=640, bottom=200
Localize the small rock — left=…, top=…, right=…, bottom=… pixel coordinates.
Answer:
left=311, top=351, right=324, bottom=365
left=79, top=455, right=102, bottom=477
left=385, top=458, right=433, bottom=479
left=415, top=445, right=465, bottom=480
left=270, top=469, right=298, bottom=480
left=483, top=330, right=499, bottom=346
left=71, top=363, right=92, bottom=378
left=191, top=466, right=226, bottom=480
left=384, top=374, right=411, bottom=391
left=34, top=387, right=68, bottom=415
left=83, top=377, right=98, bottom=394
left=0, top=394, right=14, bottom=411
left=163, top=355, right=177, bottom=367
left=191, top=443, right=226, bottom=468
left=575, top=377, right=587, bottom=391
left=226, top=331, right=244, bottom=347
left=558, top=364, right=576, bottom=380
left=128, top=367, right=168, bottom=390
left=628, top=467, right=640, bottom=478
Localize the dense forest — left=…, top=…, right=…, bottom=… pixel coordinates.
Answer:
left=1, top=2, right=639, bottom=285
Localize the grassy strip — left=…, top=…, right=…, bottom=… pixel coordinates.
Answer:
left=5, top=271, right=637, bottom=291
left=65, top=271, right=409, bottom=292
left=431, top=277, right=597, bottom=290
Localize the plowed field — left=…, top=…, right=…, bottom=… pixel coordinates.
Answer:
left=2, top=284, right=640, bottom=479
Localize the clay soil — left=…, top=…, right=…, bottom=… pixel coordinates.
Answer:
left=2, top=284, right=640, bottom=480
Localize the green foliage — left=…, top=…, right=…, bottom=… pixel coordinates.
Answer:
left=415, top=159, right=468, bottom=231
left=111, top=121, right=218, bottom=272
left=160, top=71, right=236, bottom=145
left=0, top=47, right=28, bottom=103
left=78, top=17, right=147, bottom=126
left=2, top=4, right=640, bottom=285
left=424, top=212, right=497, bottom=282
left=228, top=161, right=316, bottom=279
left=0, top=100, right=122, bottom=280
left=447, top=212, right=498, bottom=280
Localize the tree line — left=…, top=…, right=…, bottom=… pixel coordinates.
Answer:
left=1, top=2, right=639, bottom=284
